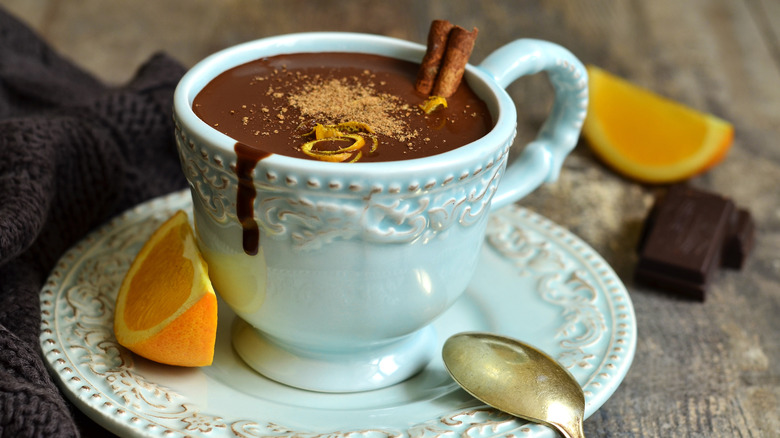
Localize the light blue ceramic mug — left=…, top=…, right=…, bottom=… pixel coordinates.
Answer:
left=173, top=32, right=587, bottom=392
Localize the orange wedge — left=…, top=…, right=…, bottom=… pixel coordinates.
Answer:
left=114, top=210, right=217, bottom=367
left=583, top=65, right=734, bottom=183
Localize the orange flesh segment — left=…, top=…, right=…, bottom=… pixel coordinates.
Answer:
left=124, top=226, right=192, bottom=331
left=596, top=93, right=707, bottom=165
left=583, top=65, right=734, bottom=183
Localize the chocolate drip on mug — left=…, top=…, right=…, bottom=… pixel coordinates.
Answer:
left=234, top=142, right=270, bottom=255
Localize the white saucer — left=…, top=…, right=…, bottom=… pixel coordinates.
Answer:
left=40, top=190, right=636, bottom=438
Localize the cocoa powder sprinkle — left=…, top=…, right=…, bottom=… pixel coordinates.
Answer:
left=288, top=78, right=417, bottom=140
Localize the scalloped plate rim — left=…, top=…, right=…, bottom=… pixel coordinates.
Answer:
left=39, top=190, right=636, bottom=438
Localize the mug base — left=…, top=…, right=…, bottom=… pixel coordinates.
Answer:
left=231, top=319, right=437, bottom=393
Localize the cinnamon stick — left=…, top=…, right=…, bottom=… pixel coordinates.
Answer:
left=415, top=20, right=455, bottom=94
left=431, top=26, right=478, bottom=98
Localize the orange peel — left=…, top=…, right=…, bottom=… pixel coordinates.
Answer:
left=419, top=95, right=448, bottom=114
left=300, top=122, right=377, bottom=162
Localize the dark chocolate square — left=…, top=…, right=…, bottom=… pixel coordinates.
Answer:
left=635, top=185, right=736, bottom=301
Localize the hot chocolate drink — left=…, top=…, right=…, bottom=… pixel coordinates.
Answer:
left=192, top=52, right=492, bottom=163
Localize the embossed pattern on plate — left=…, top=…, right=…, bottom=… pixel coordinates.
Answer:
left=40, top=190, right=636, bottom=438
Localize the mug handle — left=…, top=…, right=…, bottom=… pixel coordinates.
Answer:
left=478, top=39, right=588, bottom=210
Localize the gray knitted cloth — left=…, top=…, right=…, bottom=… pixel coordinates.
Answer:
left=0, top=7, right=187, bottom=437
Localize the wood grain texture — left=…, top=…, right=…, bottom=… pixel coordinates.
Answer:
left=1, top=0, right=777, bottom=436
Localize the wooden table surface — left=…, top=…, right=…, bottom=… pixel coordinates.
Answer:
left=3, top=1, right=778, bottom=437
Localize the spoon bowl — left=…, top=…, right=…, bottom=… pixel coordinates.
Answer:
left=442, top=332, right=585, bottom=438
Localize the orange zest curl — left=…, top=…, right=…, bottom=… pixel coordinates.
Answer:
left=302, top=134, right=366, bottom=162
left=419, top=95, right=448, bottom=114
left=300, top=122, right=378, bottom=162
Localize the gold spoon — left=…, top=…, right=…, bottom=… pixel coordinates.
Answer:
left=442, top=332, right=586, bottom=438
